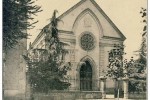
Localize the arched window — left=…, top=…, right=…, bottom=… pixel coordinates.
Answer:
left=80, top=61, right=92, bottom=91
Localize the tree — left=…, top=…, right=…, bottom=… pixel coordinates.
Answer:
left=106, top=8, right=147, bottom=98
left=136, top=7, right=147, bottom=66
left=106, top=44, right=136, bottom=99
left=107, top=45, right=125, bottom=78
left=106, top=44, right=130, bottom=99
left=23, top=10, right=71, bottom=93
left=106, top=44, right=146, bottom=96
left=128, top=8, right=147, bottom=93
left=3, top=0, right=42, bottom=51
left=139, top=7, right=147, bottom=65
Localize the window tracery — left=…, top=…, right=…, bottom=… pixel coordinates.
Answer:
left=80, top=33, right=95, bottom=51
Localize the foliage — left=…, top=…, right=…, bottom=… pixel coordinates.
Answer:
left=128, top=8, right=147, bottom=93
left=26, top=44, right=71, bottom=92
left=106, top=46, right=146, bottom=92
left=106, top=44, right=128, bottom=98
left=24, top=10, right=71, bottom=93
left=128, top=80, right=146, bottom=93
left=136, top=7, right=147, bottom=65
left=140, top=7, right=147, bottom=37
left=106, top=44, right=127, bottom=79
left=127, top=57, right=146, bottom=93
left=106, top=8, right=147, bottom=94
left=3, top=0, right=42, bottom=51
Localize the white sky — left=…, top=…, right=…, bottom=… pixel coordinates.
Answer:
left=27, top=0, right=147, bottom=60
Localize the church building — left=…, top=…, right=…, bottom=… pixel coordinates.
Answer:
left=29, top=0, right=126, bottom=98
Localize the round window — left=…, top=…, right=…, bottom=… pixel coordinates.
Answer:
left=80, top=32, right=95, bottom=51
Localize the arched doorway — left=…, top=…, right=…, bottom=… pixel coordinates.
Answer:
left=80, top=61, right=92, bottom=91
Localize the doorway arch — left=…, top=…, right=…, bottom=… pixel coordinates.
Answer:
left=80, top=61, right=92, bottom=91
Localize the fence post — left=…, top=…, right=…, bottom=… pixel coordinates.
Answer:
left=99, top=76, right=107, bottom=99
left=122, top=77, right=129, bottom=99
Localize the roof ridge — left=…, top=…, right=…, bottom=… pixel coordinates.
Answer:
left=58, top=0, right=86, bottom=19
left=89, top=0, right=126, bottom=40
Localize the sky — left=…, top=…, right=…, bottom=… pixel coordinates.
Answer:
left=27, top=0, right=147, bottom=60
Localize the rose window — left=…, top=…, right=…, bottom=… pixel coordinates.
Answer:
left=80, top=33, right=95, bottom=51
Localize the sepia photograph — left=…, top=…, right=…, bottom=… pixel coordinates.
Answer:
left=3, top=0, right=147, bottom=100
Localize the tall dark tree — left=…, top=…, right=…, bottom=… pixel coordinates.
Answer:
left=3, top=0, right=42, bottom=51
left=23, top=10, right=71, bottom=93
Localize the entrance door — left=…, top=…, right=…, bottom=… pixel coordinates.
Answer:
left=80, top=61, right=92, bottom=91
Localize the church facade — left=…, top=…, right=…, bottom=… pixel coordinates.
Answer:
left=29, top=0, right=126, bottom=97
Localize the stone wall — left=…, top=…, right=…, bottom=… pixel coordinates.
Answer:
left=33, top=91, right=102, bottom=100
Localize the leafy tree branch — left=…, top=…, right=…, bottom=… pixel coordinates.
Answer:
left=3, top=0, right=42, bottom=51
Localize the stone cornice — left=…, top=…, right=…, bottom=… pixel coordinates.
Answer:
left=31, top=30, right=74, bottom=49
left=58, top=30, right=74, bottom=34
left=99, top=43, right=115, bottom=47
left=102, top=36, right=125, bottom=41
left=59, top=32, right=76, bottom=43
left=59, top=38, right=76, bottom=43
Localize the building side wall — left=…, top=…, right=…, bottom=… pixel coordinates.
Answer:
left=3, top=39, right=27, bottom=100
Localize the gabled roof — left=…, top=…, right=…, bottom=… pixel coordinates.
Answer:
left=58, top=0, right=126, bottom=40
